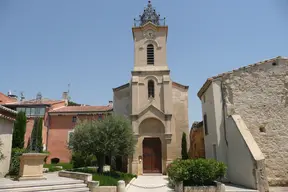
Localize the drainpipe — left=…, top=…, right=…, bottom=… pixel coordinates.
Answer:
left=220, top=81, right=228, bottom=147
left=46, top=113, right=50, bottom=152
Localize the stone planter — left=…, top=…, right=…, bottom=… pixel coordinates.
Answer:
left=175, top=181, right=225, bottom=192
left=18, top=153, right=47, bottom=181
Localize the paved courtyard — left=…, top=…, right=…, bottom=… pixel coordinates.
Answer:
left=127, top=175, right=174, bottom=192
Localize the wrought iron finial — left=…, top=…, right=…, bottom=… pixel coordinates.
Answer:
left=139, top=1, right=161, bottom=26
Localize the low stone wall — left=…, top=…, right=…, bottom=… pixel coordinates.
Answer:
left=58, top=171, right=92, bottom=183
left=175, top=182, right=225, bottom=192
left=90, top=186, right=117, bottom=192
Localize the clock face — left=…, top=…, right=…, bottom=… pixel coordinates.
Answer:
left=144, top=29, right=155, bottom=39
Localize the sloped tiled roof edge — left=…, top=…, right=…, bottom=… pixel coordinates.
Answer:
left=0, top=105, right=17, bottom=114
left=197, top=56, right=288, bottom=98
left=113, top=81, right=189, bottom=92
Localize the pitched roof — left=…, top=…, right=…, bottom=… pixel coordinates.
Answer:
left=191, top=121, right=203, bottom=129
left=113, top=81, right=189, bottom=92
left=197, top=56, right=288, bottom=98
left=0, top=105, right=17, bottom=121
left=0, top=92, right=17, bottom=104
left=4, top=98, right=64, bottom=106
left=49, top=105, right=113, bottom=113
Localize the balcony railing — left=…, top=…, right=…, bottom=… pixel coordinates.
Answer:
left=133, top=18, right=166, bottom=27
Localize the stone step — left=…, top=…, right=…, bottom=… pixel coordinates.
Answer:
left=0, top=180, right=90, bottom=192
left=0, top=180, right=84, bottom=189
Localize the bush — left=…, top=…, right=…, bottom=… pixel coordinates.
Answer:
left=44, top=163, right=73, bottom=172
left=70, top=168, right=136, bottom=186
left=167, top=158, right=227, bottom=186
left=51, top=158, right=60, bottom=164
left=71, top=152, right=97, bottom=168
left=9, top=148, right=27, bottom=176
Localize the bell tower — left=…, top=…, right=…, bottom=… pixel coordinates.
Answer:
left=113, top=1, right=189, bottom=175
left=132, top=1, right=168, bottom=72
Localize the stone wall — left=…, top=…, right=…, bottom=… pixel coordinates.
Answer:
left=222, top=58, right=288, bottom=185
left=172, top=85, right=189, bottom=159
left=113, top=85, right=131, bottom=117
left=0, top=118, right=13, bottom=177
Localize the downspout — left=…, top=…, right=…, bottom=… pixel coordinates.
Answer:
left=46, top=113, right=50, bottom=152
left=220, top=80, right=228, bottom=146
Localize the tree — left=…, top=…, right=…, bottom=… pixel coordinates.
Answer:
left=181, top=132, right=189, bottom=160
left=29, top=117, right=43, bottom=153
left=0, top=139, right=4, bottom=161
left=12, top=111, right=27, bottom=149
left=69, top=114, right=136, bottom=173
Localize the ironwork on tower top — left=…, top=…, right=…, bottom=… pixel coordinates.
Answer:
left=134, top=1, right=166, bottom=27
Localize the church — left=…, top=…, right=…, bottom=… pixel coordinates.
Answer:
left=113, top=1, right=189, bottom=175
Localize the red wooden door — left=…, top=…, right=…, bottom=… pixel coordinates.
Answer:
left=143, top=138, right=162, bottom=173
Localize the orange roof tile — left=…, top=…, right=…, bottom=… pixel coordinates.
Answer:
left=49, top=105, right=113, bottom=113
left=0, top=92, right=17, bottom=104
left=4, top=98, right=64, bottom=106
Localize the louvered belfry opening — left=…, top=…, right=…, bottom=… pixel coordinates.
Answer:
left=147, top=44, right=154, bottom=65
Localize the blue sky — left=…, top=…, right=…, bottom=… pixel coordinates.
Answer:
left=1, top=0, right=288, bottom=125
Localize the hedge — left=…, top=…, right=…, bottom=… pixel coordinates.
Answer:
left=167, top=158, right=227, bottom=186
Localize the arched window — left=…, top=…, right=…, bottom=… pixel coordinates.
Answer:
left=148, top=80, right=155, bottom=98
left=147, top=44, right=154, bottom=65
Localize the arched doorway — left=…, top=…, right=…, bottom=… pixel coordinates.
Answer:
left=142, top=138, right=162, bottom=173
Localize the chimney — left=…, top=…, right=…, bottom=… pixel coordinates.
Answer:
left=62, top=92, right=68, bottom=106
left=108, top=101, right=113, bottom=107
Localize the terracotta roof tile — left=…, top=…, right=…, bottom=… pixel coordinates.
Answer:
left=113, top=81, right=189, bottom=92
left=0, top=105, right=17, bottom=114
left=0, top=105, right=17, bottom=121
left=197, top=56, right=288, bottom=98
left=4, top=98, right=64, bottom=106
left=172, top=81, right=189, bottom=90
left=49, top=105, right=113, bottom=113
left=0, top=92, right=17, bottom=104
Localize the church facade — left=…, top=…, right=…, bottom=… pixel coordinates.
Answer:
left=113, top=2, right=189, bottom=175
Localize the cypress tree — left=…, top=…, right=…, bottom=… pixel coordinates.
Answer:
left=181, top=132, right=189, bottom=160
left=36, top=118, right=43, bottom=153
left=30, top=117, right=43, bottom=153
left=12, top=111, right=27, bottom=149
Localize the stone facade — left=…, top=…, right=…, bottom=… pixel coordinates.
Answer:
left=189, top=121, right=205, bottom=159
left=0, top=106, right=17, bottom=177
left=221, top=57, right=288, bottom=185
left=113, top=2, right=189, bottom=175
left=198, top=56, right=288, bottom=186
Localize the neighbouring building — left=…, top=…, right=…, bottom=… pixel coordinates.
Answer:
left=0, top=105, right=17, bottom=177
left=113, top=2, right=189, bottom=175
left=47, top=104, right=113, bottom=163
left=3, top=92, right=68, bottom=151
left=198, top=56, right=288, bottom=191
left=2, top=91, right=113, bottom=163
left=189, top=121, right=205, bottom=159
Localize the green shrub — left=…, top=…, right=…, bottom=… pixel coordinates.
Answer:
left=167, top=158, right=227, bottom=186
left=92, top=174, right=118, bottom=186
left=9, top=148, right=27, bottom=176
left=71, top=152, right=97, bottom=168
left=70, top=168, right=136, bottom=186
left=44, top=163, right=73, bottom=172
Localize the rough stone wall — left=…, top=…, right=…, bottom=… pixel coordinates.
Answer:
left=113, top=86, right=131, bottom=117
left=172, top=86, right=189, bottom=159
left=222, top=58, right=288, bottom=185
